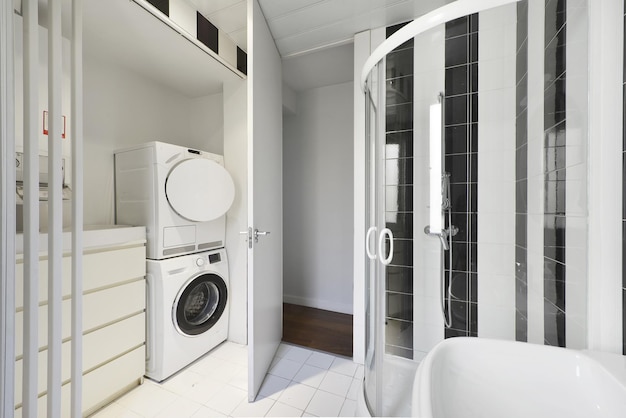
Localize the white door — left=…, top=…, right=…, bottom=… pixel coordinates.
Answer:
left=247, top=0, right=283, bottom=402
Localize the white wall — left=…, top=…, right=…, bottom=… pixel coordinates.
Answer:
left=283, top=81, right=354, bottom=314
left=223, top=78, right=248, bottom=345
left=82, top=54, right=223, bottom=225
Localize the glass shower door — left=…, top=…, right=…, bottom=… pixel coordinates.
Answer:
left=363, top=61, right=385, bottom=417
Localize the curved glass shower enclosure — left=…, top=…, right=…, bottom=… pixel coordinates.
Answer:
left=361, top=0, right=590, bottom=415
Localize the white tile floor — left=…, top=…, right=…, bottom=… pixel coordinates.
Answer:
left=90, top=342, right=362, bottom=417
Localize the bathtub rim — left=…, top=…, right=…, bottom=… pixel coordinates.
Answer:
left=412, top=337, right=626, bottom=418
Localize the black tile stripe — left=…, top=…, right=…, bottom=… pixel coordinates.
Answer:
left=444, top=14, right=479, bottom=338
left=384, top=22, right=414, bottom=359
left=146, top=0, right=168, bottom=16
left=516, top=0, right=529, bottom=343
left=197, top=11, right=219, bottom=54
left=237, top=47, right=247, bottom=75
left=544, top=0, right=566, bottom=348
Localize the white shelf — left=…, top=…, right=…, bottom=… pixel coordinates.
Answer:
left=83, top=0, right=245, bottom=98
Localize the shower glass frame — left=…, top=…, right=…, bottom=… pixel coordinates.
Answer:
left=360, top=0, right=523, bottom=416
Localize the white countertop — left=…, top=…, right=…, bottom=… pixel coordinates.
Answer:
left=15, top=225, right=147, bottom=255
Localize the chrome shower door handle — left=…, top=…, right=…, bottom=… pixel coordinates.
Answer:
left=378, top=228, right=394, bottom=265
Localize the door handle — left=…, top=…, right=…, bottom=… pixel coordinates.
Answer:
left=253, top=228, right=270, bottom=243
left=378, top=228, right=394, bottom=265
left=366, top=226, right=377, bottom=260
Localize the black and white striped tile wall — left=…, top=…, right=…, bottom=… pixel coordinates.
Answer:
left=443, top=14, right=480, bottom=339
left=384, top=23, right=415, bottom=360
left=515, top=0, right=529, bottom=343
left=381, top=0, right=588, bottom=355
left=146, top=0, right=247, bottom=75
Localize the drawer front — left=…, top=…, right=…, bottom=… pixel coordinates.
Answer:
left=15, top=245, right=146, bottom=308
left=15, top=280, right=145, bottom=356
left=14, top=346, right=145, bottom=418
left=15, top=313, right=145, bottom=405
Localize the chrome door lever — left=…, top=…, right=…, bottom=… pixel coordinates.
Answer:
left=253, top=229, right=270, bottom=243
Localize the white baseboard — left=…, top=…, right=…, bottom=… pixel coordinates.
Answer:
left=283, top=294, right=353, bottom=315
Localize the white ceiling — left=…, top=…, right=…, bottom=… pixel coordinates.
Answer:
left=264, top=0, right=452, bottom=91
left=258, top=0, right=451, bottom=58
left=189, top=0, right=455, bottom=91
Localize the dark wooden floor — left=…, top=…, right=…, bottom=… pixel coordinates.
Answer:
left=282, top=303, right=353, bottom=358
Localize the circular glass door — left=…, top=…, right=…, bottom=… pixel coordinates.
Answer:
left=174, top=273, right=228, bottom=336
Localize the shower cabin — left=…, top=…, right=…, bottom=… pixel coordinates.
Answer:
left=359, top=0, right=590, bottom=415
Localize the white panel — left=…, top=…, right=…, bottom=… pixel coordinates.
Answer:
left=1, top=0, right=16, bottom=416
left=477, top=4, right=517, bottom=340
left=206, top=0, right=247, bottom=33
left=248, top=0, right=283, bottom=401
left=170, top=0, right=198, bottom=38
left=413, top=24, right=445, bottom=353
left=163, top=225, right=196, bottom=248
left=565, top=0, right=589, bottom=350
left=15, top=280, right=145, bottom=357
left=15, top=246, right=146, bottom=307
left=478, top=304, right=515, bottom=339
left=223, top=79, right=248, bottom=344
left=14, top=346, right=144, bottom=418
left=14, top=314, right=145, bottom=405
left=219, top=31, right=238, bottom=68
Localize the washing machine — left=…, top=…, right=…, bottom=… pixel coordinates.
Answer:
left=114, top=141, right=235, bottom=260
left=145, top=248, right=229, bottom=382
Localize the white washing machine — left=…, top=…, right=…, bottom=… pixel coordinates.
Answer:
left=145, top=248, right=229, bottom=382
left=114, top=141, right=235, bottom=260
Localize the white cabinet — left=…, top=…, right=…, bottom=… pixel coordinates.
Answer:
left=14, top=227, right=147, bottom=417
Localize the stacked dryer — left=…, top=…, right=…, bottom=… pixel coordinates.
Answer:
left=115, top=141, right=234, bottom=382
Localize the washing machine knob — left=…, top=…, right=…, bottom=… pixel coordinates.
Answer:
left=196, top=257, right=205, bottom=267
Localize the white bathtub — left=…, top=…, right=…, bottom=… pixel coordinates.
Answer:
left=412, top=337, right=626, bottom=418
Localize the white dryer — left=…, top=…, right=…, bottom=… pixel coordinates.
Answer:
left=145, top=248, right=229, bottom=382
left=114, top=141, right=235, bottom=260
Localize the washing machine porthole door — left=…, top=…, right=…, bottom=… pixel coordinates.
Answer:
left=175, top=273, right=228, bottom=336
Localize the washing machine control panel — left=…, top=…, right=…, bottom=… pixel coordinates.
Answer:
left=195, top=252, right=221, bottom=267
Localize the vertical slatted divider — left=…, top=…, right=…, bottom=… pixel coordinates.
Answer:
left=23, top=0, right=40, bottom=416
left=0, top=0, right=16, bottom=417
left=70, top=0, right=84, bottom=416
left=47, top=0, right=63, bottom=416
